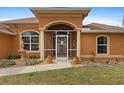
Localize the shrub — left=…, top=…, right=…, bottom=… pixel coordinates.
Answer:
left=0, top=60, right=15, bottom=68
left=7, top=55, right=21, bottom=60
left=30, top=56, right=40, bottom=59
left=26, top=58, right=40, bottom=65
left=105, top=59, right=111, bottom=64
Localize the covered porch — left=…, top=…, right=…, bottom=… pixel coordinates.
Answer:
left=40, top=22, right=81, bottom=60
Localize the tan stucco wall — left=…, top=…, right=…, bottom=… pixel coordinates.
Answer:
left=38, top=13, right=83, bottom=28
left=110, top=33, right=124, bottom=55
left=0, top=34, right=13, bottom=59
left=81, top=33, right=124, bottom=56
left=81, top=33, right=96, bottom=55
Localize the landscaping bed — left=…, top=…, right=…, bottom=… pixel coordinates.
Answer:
left=0, top=56, right=43, bottom=68
left=0, top=55, right=56, bottom=68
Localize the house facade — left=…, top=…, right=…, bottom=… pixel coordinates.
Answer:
left=0, top=7, right=124, bottom=61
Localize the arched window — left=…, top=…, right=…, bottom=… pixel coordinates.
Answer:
left=21, top=31, right=39, bottom=51
left=97, top=36, right=108, bottom=54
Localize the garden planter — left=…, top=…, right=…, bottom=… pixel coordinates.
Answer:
left=71, top=57, right=81, bottom=64
left=45, top=55, right=54, bottom=64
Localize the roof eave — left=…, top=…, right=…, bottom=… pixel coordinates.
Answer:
left=30, top=7, right=91, bottom=17
left=0, top=29, right=16, bottom=35
left=1, top=22, right=38, bottom=25
left=82, top=29, right=124, bottom=33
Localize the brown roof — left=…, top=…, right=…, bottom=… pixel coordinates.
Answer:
left=83, top=23, right=124, bottom=31
left=0, top=23, right=16, bottom=35
left=0, top=17, right=38, bottom=24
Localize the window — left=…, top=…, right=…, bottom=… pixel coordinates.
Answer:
left=21, top=31, right=39, bottom=51
left=97, top=36, right=108, bottom=54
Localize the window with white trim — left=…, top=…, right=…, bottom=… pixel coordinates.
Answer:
left=22, top=31, right=39, bottom=51
left=97, top=36, right=107, bottom=54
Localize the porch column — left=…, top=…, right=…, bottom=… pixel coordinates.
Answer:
left=40, top=28, right=44, bottom=60
left=77, top=28, right=81, bottom=59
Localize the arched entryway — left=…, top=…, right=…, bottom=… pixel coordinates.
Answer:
left=44, top=22, right=77, bottom=60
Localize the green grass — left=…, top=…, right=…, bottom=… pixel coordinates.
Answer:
left=0, top=66, right=124, bottom=85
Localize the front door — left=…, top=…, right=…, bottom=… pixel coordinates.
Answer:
left=56, top=35, right=68, bottom=60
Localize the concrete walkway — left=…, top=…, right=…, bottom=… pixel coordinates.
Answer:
left=0, top=62, right=72, bottom=77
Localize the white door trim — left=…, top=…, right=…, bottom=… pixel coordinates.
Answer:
left=56, top=34, right=68, bottom=60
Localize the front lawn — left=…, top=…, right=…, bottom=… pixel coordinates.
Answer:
left=0, top=66, right=124, bottom=85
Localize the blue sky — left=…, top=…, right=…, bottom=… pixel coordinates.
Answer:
left=0, top=7, right=124, bottom=26
left=84, top=7, right=124, bottom=26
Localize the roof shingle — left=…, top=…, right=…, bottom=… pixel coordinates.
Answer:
left=0, top=17, right=38, bottom=24
left=83, top=23, right=124, bottom=31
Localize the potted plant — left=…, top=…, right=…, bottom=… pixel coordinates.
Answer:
left=45, top=55, right=54, bottom=64
left=71, top=57, right=80, bottom=64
